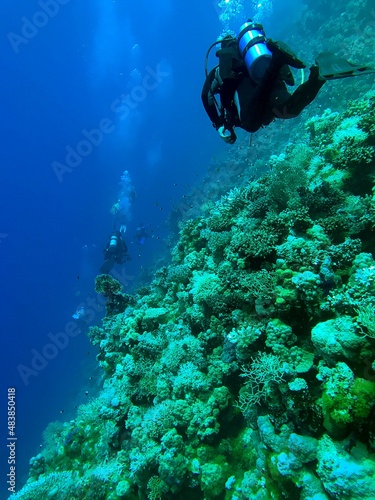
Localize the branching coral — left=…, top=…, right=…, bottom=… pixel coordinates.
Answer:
left=237, top=353, right=287, bottom=411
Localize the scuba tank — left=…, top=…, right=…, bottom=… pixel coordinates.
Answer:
left=109, top=234, right=118, bottom=248
left=237, top=20, right=272, bottom=83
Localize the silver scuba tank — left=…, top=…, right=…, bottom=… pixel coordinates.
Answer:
left=109, top=235, right=118, bottom=248
left=237, top=20, right=272, bottom=83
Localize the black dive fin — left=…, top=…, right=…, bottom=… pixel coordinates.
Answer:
left=316, top=52, right=375, bottom=80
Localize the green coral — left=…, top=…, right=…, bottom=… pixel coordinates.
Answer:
left=321, top=376, right=375, bottom=432
left=189, top=270, right=221, bottom=307
left=94, top=274, right=131, bottom=315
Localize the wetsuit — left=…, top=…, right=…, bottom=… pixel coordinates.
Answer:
left=202, top=63, right=325, bottom=134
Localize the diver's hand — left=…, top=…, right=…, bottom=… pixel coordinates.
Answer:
left=218, top=126, right=236, bottom=144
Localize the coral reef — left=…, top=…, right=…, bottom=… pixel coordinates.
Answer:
left=11, top=87, right=375, bottom=500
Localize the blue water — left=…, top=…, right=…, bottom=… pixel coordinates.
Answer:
left=0, top=1, right=302, bottom=497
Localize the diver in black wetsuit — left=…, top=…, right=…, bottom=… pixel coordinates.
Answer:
left=202, top=20, right=375, bottom=144
left=100, top=230, right=129, bottom=274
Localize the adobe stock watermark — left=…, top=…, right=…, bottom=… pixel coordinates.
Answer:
left=17, top=264, right=134, bottom=386
left=51, top=63, right=170, bottom=183
left=7, top=0, right=71, bottom=54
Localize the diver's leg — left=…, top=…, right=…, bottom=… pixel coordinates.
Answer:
left=100, top=256, right=115, bottom=274
left=237, top=58, right=290, bottom=132
left=267, top=39, right=306, bottom=69
left=246, top=38, right=306, bottom=113
left=237, top=45, right=306, bottom=132
left=271, top=66, right=325, bottom=119
left=235, top=78, right=265, bottom=132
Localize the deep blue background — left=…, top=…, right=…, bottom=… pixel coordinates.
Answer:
left=0, top=1, right=302, bottom=497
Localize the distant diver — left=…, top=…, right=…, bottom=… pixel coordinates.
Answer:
left=135, top=224, right=149, bottom=245
left=202, top=19, right=375, bottom=143
left=100, top=230, right=129, bottom=274
left=72, top=305, right=87, bottom=320
left=110, top=170, right=136, bottom=234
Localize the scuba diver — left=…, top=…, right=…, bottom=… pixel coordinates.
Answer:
left=202, top=20, right=375, bottom=143
left=111, top=203, right=130, bottom=234
left=135, top=224, right=150, bottom=245
left=110, top=173, right=136, bottom=234
left=100, top=230, right=129, bottom=274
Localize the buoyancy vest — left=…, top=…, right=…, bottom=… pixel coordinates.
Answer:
left=214, top=40, right=247, bottom=112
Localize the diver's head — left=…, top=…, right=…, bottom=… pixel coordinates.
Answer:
left=221, top=35, right=236, bottom=49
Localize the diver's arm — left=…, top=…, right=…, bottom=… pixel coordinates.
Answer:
left=201, top=68, right=223, bottom=129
